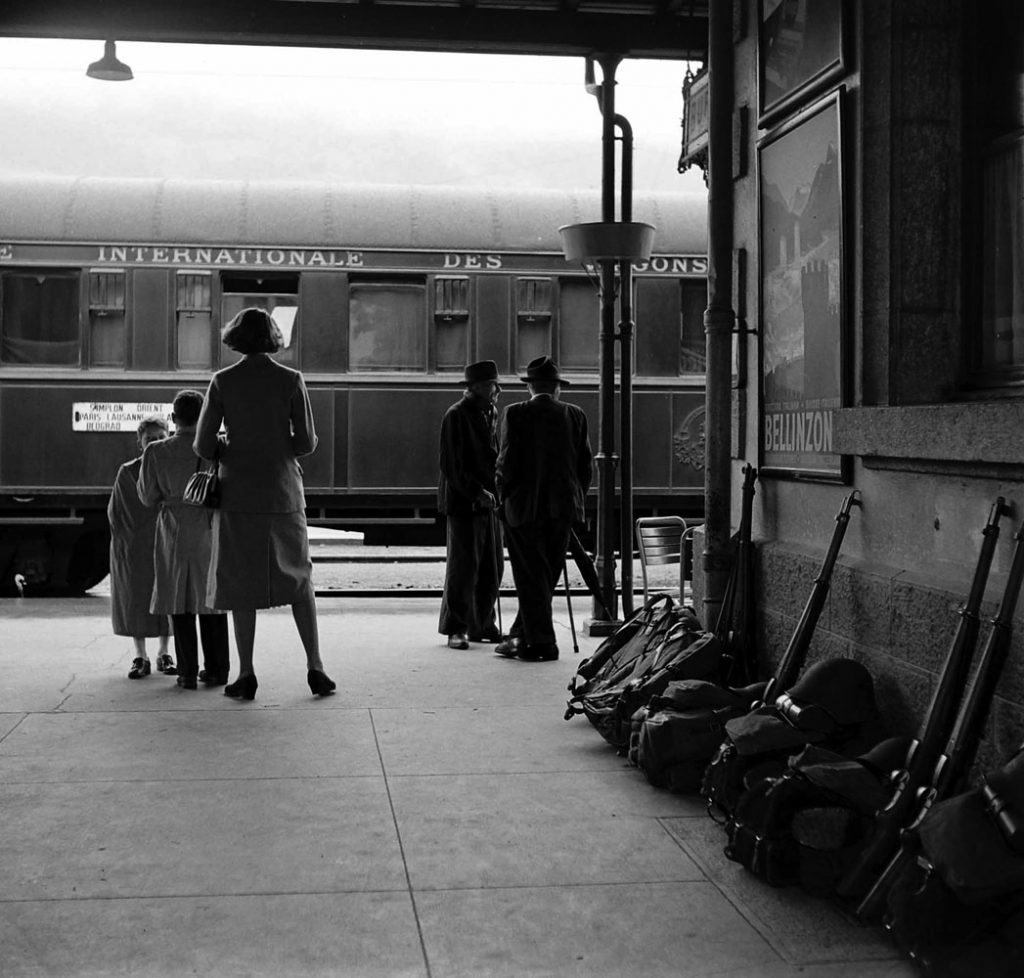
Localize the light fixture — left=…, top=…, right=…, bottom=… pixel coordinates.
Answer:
left=558, top=221, right=656, bottom=263
left=86, top=40, right=133, bottom=82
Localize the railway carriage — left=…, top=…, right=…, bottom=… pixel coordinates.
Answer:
left=0, top=176, right=707, bottom=594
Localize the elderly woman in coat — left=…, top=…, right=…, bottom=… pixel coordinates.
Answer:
left=138, top=389, right=230, bottom=690
left=108, top=414, right=175, bottom=679
left=194, top=307, right=335, bottom=701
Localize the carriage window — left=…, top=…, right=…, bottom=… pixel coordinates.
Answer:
left=680, top=280, right=708, bottom=373
left=557, top=278, right=597, bottom=371
left=634, top=278, right=707, bottom=376
left=435, top=276, right=469, bottom=371
left=516, top=277, right=553, bottom=370
left=980, top=134, right=1024, bottom=371
left=350, top=281, right=426, bottom=372
left=0, top=270, right=80, bottom=366
left=88, top=270, right=126, bottom=367
left=969, top=0, right=1024, bottom=384
left=176, top=272, right=213, bottom=370
left=220, top=274, right=298, bottom=367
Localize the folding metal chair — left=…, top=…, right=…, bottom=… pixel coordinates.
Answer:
left=635, top=515, right=692, bottom=605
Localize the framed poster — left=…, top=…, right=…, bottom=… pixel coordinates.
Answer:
left=759, top=0, right=846, bottom=125
left=759, top=91, right=847, bottom=482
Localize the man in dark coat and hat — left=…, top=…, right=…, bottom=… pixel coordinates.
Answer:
left=437, top=360, right=504, bottom=649
left=494, top=356, right=593, bottom=661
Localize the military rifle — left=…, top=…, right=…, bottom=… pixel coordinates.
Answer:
left=836, top=496, right=1010, bottom=907
left=854, top=518, right=1024, bottom=922
left=700, top=491, right=861, bottom=822
left=756, top=490, right=861, bottom=709
left=717, top=463, right=758, bottom=686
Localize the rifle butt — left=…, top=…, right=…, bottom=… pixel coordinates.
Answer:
left=854, top=843, right=913, bottom=923
left=836, top=785, right=917, bottom=903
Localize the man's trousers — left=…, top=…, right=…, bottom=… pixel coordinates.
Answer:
left=438, top=510, right=503, bottom=637
left=504, top=517, right=571, bottom=648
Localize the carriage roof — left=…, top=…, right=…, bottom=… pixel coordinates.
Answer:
left=0, top=176, right=706, bottom=255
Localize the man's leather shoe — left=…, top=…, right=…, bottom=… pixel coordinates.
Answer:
left=447, top=633, right=470, bottom=650
left=519, top=643, right=559, bottom=662
left=494, top=636, right=523, bottom=658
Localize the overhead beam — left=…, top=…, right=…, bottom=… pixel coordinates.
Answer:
left=0, top=1, right=707, bottom=59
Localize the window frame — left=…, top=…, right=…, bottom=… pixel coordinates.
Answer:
left=962, top=2, right=1024, bottom=396
left=348, top=276, right=428, bottom=374
left=175, top=270, right=215, bottom=370
left=0, top=267, right=82, bottom=368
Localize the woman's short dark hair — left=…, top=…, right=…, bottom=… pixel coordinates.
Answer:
left=172, top=389, right=205, bottom=426
left=221, top=307, right=284, bottom=354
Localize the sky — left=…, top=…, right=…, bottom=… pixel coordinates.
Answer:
left=0, top=38, right=706, bottom=193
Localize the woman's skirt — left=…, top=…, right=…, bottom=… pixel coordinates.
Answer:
left=207, top=509, right=314, bottom=610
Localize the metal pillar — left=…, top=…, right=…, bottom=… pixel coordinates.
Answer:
left=589, top=52, right=622, bottom=632
left=703, top=0, right=735, bottom=624
left=616, top=112, right=635, bottom=618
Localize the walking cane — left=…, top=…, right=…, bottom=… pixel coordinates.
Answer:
left=491, top=511, right=503, bottom=637
left=563, top=561, right=579, bottom=655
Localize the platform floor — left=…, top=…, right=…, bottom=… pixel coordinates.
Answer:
left=0, top=594, right=913, bottom=977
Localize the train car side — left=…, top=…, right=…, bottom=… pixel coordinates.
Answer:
left=0, top=178, right=708, bottom=594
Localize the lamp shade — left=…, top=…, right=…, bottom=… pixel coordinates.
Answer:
left=86, top=40, right=133, bottom=81
left=558, top=221, right=656, bottom=262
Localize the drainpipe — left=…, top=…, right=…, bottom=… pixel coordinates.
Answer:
left=616, top=111, right=635, bottom=617
left=702, top=0, right=735, bottom=623
left=587, top=53, right=623, bottom=627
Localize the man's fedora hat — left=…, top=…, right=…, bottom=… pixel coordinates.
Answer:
left=520, top=355, right=570, bottom=386
left=463, top=360, right=499, bottom=385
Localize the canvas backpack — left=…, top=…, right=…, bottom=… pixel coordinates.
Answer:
left=564, top=595, right=708, bottom=752
left=883, top=748, right=1024, bottom=976
left=630, top=678, right=763, bottom=793
left=701, top=657, right=885, bottom=824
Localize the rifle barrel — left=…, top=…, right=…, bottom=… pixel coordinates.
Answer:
left=854, top=521, right=1024, bottom=922
left=760, top=491, right=860, bottom=706
left=837, top=497, right=1009, bottom=907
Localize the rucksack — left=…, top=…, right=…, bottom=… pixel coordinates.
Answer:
left=722, top=741, right=893, bottom=890
left=564, top=595, right=709, bottom=752
left=701, top=658, right=885, bottom=824
left=884, top=745, right=1024, bottom=976
left=630, top=678, right=763, bottom=793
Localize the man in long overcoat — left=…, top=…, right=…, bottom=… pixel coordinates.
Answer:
left=437, top=360, right=504, bottom=649
left=495, top=356, right=592, bottom=661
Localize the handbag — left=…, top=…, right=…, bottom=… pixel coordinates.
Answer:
left=183, top=452, right=220, bottom=508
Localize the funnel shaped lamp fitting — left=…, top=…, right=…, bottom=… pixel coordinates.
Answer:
left=558, top=222, right=656, bottom=262
left=87, top=40, right=133, bottom=82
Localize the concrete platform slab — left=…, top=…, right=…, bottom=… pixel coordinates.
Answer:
left=1, top=709, right=381, bottom=781
left=2, top=892, right=426, bottom=978
left=387, top=770, right=707, bottom=819
left=0, top=596, right=917, bottom=977
left=5, top=777, right=406, bottom=900
left=415, top=882, right=775, bottom=978
left=661, top=817, right=905, bottom=967
left=398, top=814, right=703, bottom=889
left=372, top=706, right=626, bottom=776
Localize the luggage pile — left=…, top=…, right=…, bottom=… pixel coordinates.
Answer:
left=564, top=484, right=1024, bottom=977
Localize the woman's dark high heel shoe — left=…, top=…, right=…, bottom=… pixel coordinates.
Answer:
left=307, top=669, right=336, bottom=696
left=224, top=674, right=258, bottom=700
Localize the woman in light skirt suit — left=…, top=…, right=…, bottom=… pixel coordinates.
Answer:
left=138, top=390, right=230, bottom=690
left=108, top=415, right=175, bottom=679
left=194, top=307, right=335, bottom=701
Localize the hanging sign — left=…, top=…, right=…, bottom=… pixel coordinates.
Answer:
left=72, top=402, right=174, bottom=432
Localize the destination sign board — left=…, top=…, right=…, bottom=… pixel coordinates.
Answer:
left=72, top=402, right=174, bottom=432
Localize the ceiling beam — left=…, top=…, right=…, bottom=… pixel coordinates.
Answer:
left=0, top=1, right=707, bottom=60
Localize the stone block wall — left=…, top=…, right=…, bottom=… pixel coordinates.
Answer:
left=754, top=541, right=1024, bottom=779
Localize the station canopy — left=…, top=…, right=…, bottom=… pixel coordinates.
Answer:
left=0, top=1, right=708, bottom=61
